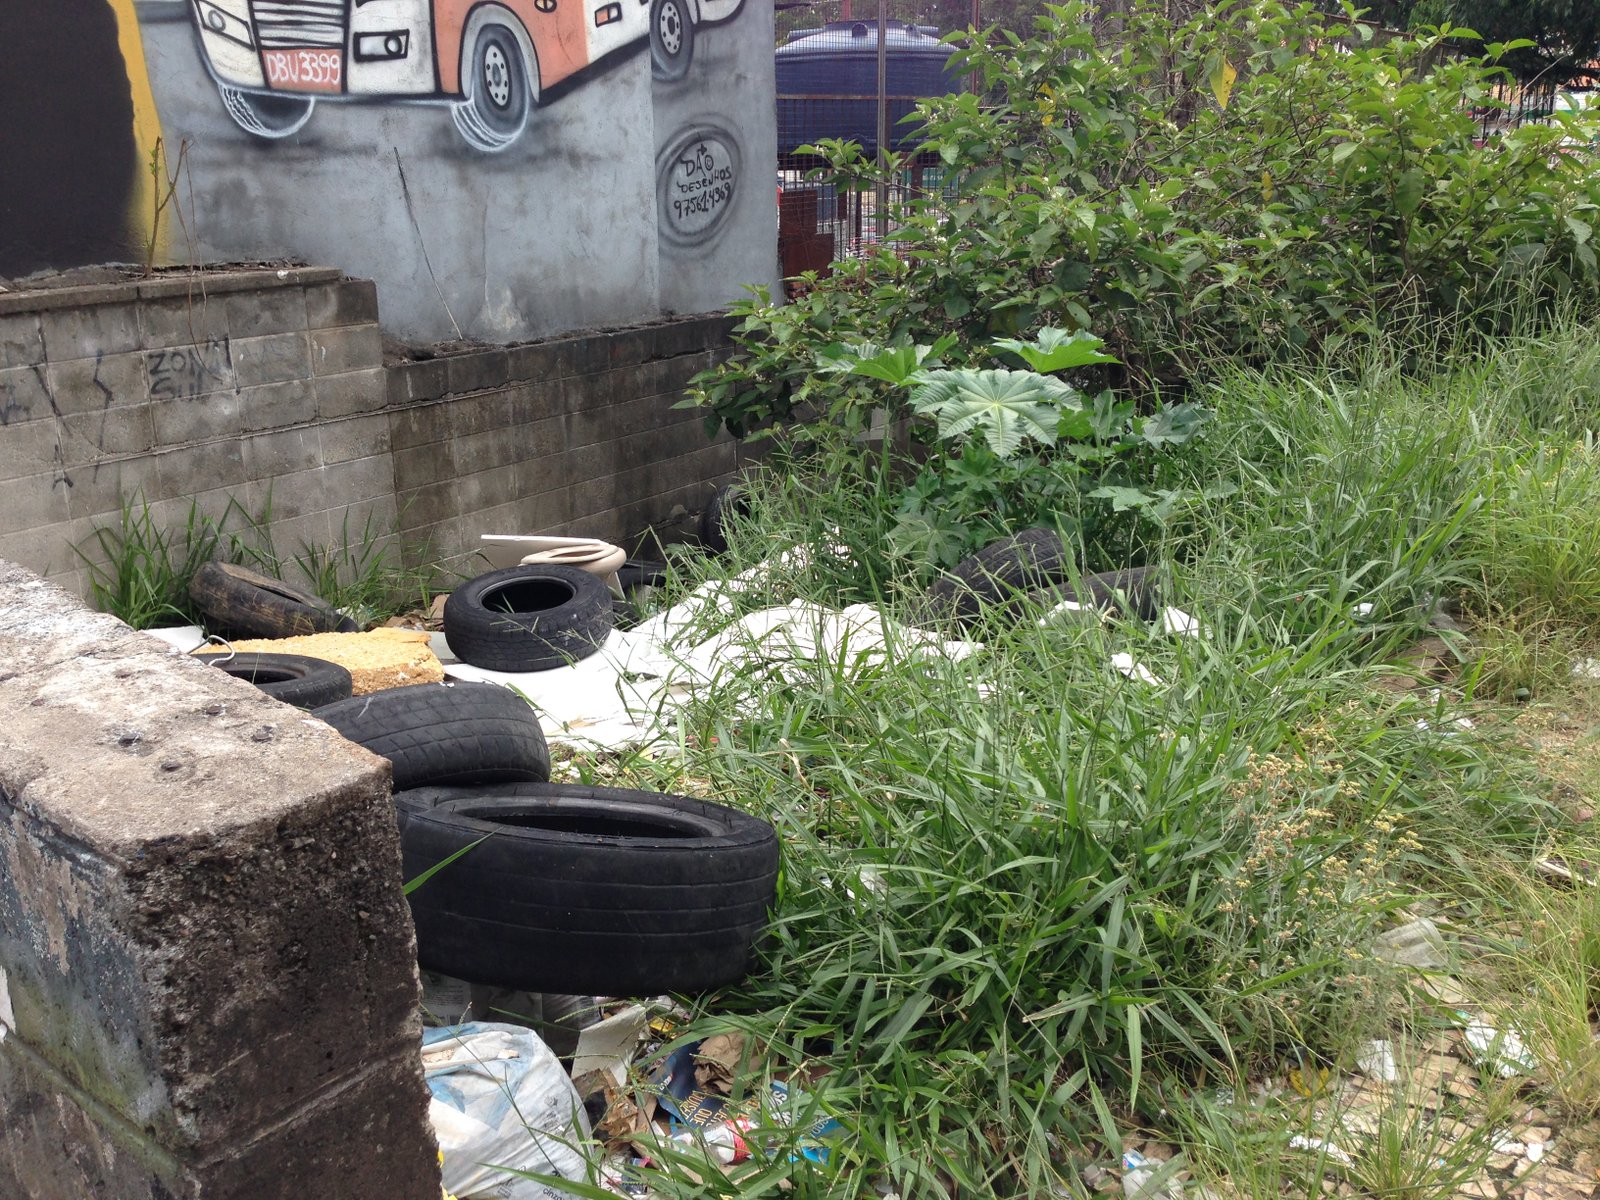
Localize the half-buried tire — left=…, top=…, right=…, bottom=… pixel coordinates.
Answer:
left=443, top=564, right=613, bottom=672
left=189, top=561, right=357, bottom=638
left=206, top=652, right=352, bottom=709
left=925, top=528, right=1072, bottom=622
left=395, top=782, right=780, bottom=995
left=313, top=682, right=550, bottom=791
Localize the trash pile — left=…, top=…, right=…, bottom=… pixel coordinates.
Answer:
left=419, top=998, right=842, bottom=1199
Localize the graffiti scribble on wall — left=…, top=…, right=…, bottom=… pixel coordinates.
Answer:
left=657, top=125, right=740, bottom=247
left=184, top=0, right=746, bottom=151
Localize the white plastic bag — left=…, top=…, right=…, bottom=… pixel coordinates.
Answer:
left=422, top=1022, right=593, bottom=1200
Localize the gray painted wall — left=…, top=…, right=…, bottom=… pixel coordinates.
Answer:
left=131, top=0, right=777, bottom=343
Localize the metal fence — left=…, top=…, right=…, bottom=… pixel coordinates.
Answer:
left=775, top=0, right=973, bottom=285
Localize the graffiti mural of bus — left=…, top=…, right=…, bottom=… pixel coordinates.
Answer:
left=187, top=0, right=746, bottom=151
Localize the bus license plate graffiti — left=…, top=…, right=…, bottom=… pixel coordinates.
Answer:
left=262, top=49, right=344, bottom=93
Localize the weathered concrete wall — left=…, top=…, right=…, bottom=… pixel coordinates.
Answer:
left=0, top=0, right=782, bottom=343
left=0, top=270, right=746, bottom=595
left=0, top=561, right=438, bottom=1199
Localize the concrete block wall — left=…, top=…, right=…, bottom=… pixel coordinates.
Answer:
left=0, top=270, right=747, bottom=597
left=0, top=561, right=437, bottom=1199
left=0, top=268, right=390, bottom=598
left=387, top=313, right=744, bottom=568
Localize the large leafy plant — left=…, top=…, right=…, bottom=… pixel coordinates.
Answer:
left=819, top=329, right=1202, bottom=565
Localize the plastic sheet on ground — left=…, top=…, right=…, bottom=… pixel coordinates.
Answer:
left=423, top=1022, right=593, bottom=1200
left=435, top=568, right=981, bottom=750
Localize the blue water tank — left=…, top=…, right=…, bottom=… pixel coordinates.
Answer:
left=775, top=21, right=963, bottom=158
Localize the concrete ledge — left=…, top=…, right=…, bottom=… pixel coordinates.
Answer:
left=0, top=267, right=344, bottom=316
left=0, top=561, right=437, bottom=1199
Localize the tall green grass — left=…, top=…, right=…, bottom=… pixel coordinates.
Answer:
left=618, top=320, right=1600, bottom=1198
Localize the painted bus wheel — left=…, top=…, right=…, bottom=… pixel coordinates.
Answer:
left=452, top=23, right=535, bottom=153
left=217, top=86, right=315, bottom=139
left=650, top=0, right=695, bottom=82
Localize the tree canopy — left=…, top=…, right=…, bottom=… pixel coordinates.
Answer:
left=1349, top=0, right=1600, bottom=84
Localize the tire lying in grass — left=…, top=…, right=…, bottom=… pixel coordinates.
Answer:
left=189, top=561, right=357, bottom=638
left=313, top=682, right=550, bottom=790
left=206, top=652, right=352, bottom=709
left=395, top=782, right=780, bottom=995
left=1030, top=565, right=1163, bottom=622
left=925, top=528, right=1073, bottom=621
left=443, top=565, right=613, bottom=672
left=698, top=484, right=750, bottom=556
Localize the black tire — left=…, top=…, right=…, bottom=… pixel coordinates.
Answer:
left=649, top=0, right=695, bottom=82
left=616, top=559, right=669, bottom=592
left=1029, top=565, right=1163, bottom=621
left=443, top=565, right=614, bottom=672
left=189, top=561, right=358, bottom=638
left=698, top=484, right=749, bottom=556
left=926, top=529, right=1072, bottom=621
left=312, top=683, right=551, bottom=791
left=395, top=782, right=780, bottom=995
left=451, top=22, right=535, bottom=152
left=206, top=652, right=352, bottom=709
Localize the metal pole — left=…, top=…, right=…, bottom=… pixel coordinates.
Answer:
left=875, top=0, right=888, bottom=244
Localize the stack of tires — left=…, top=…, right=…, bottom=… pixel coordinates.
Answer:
left=189, top=561, right=359, bottom=707
left=311, top=681, right=780, bottom=997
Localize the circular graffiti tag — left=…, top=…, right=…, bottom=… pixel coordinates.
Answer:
left=658, top=127, right=740, bottom=247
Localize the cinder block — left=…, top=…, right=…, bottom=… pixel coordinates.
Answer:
left=237, top=378, right=319, bottom=433
left=319, top=414, right=391, bottom=465
left=309, top=326, right=383, bottom=377
left=231, top=332, right=312, bottom=388
left=149, top=390, right=245, bottom=447
left=46, top=351, right=149, bottom=417
left=391, top=441, right=452, bottom=493
left=144, top=339, right=237, bottom=401
left=242, top=428, right=323, bottom=480
left=226, top=286, right=307, bottom=339
left=512, top=445, right=572, bottom=502
left=394, top=482, right=457, bottom=531
left=453, top=427, right=522, bottom=475
left=0, top=519, right=85, bottom=580
left=305, top=279, right=380, bottom=329
left=329, top=495, right=399, bottom=547
left=386, top=358, right=448, bottom=408
left=455, top=464, right=519, bottom=514
left=59, top=405, right=156, bottom=459
left=64, top=457, right=162, bottom=523
left=154, top=441, right=249, bottom=501
left=0, top=472, right=71, bottom=536
left=444, top=349, right=508, bottom=395
left=315, top=367, right=386, bottom=418
left=40, top=301, right=142, bottom=360
left=0, top=314, right=43, bottom=369
left=502, top=381, right=562, bottom=424
left=504, top=343, right=561, bottom=384
left=250, top=466, right=330, bottom=521
left=0, top=365, right=52, bottom=429
left=320, top=455, right=394, bottom=506
left=0, top=417, right=63, bottom=484
left=139, top=295, right=230, bottom=351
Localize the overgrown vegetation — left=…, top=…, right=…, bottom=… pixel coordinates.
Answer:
left=76, top=490, right=439, bottom=629
left=644, top=7, right=1600, bottom=1175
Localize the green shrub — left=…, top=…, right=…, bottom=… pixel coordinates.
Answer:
left=693, top=0, right=1600, bottom=443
